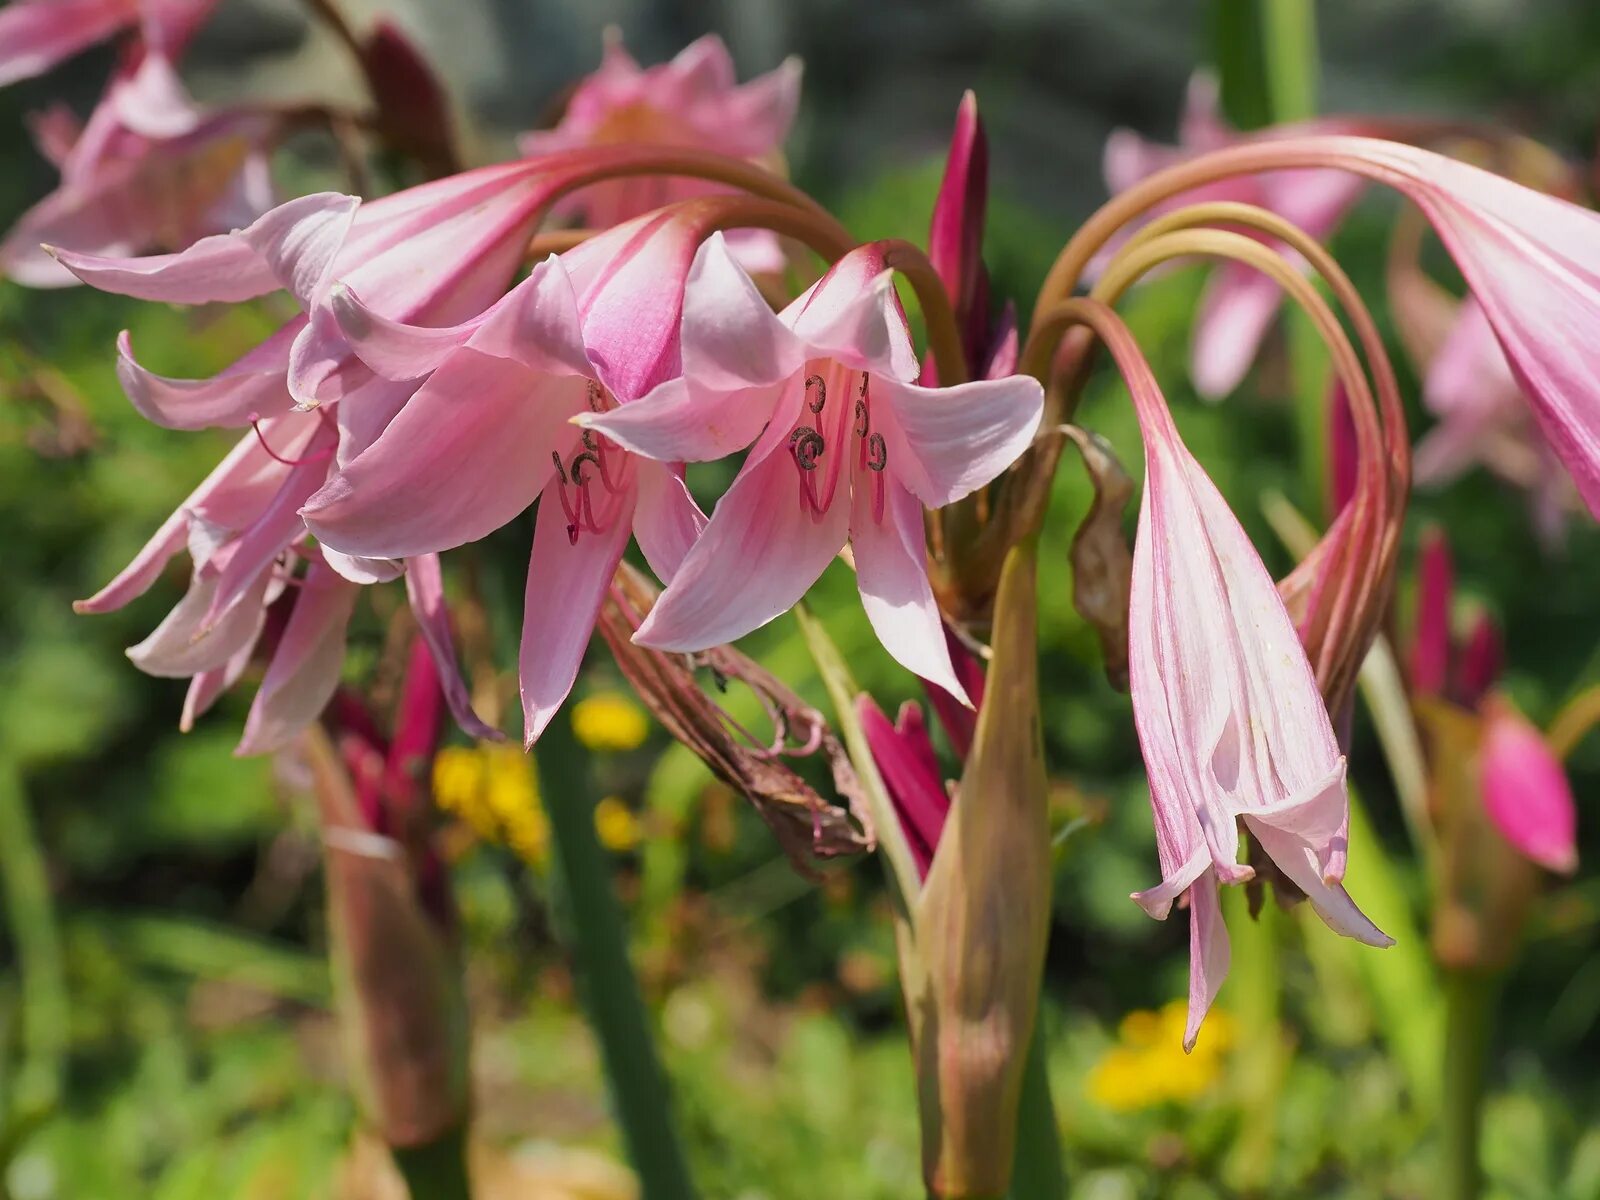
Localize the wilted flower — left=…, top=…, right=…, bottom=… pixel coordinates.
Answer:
left=581, top=236, right=1044, bottom=701
left=2, top=53, right=275, bottom=286
left=521, top=31, right=799, bottom=270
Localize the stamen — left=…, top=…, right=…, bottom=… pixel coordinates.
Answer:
left=569, top=451, right=601, bottom=485
left=866, top=433, right=887, bottom=472
left=805, top=373, right=827, bottom=414
left=586, top=380, right=605, bottom=413
left=250, top=415, right=333, bottom=468
left=552, top=450, right=568, bottom=485
left=854, top=373, right=870, bottom=437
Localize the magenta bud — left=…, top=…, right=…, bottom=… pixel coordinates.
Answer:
left=1480, top=697, right=1578, bottom=874
left=1326, top=377, right=1359, bottom=520
left=922, top=90, right=992, bottom=384
left=1454, top=610, right=1503, bottom=710
left=857, top=696, right=950, bottom=880
left=360, top=19, right=460, bottom=177
left=1410, top=527, right=1454, bottom=697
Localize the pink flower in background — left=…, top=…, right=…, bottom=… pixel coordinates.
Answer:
left=0, top=0, right=214, bottom=87
left=1406, top=530, right=1576, bottom=873
left=1415, top=296, right=1579, bottom=546
left=1101, top=74, right=1365, bottom=398
left=1479, top=699, right=1579, bottom=875
left=521, top=32, right=800, bottom=270
left=581, top=238, right=1044, bottom=703
left=2, top=54, right=275, bottom=286
left=301, top=211, right=711, bottom=746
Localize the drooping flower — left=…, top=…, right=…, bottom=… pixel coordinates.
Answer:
left=1101, top=73, right=1365, bottom=398
left=521, top=31, right=800, bottom=270
left=301, top=210, right=712, bottom=745
left=581, top=237, right=1044, bottom=701
left=0, top=0, right=214, bottom=88
left=1089, top=314, right=1389, bottom=1047
left=2, top=53, right=275, bottom=286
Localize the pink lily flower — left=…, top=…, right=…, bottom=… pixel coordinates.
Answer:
left=580, top=238, right=1045, bottom=702
left=1415, top=296, right=1579, bottom=546
left=1406, top=531, right=1575, bottom=873
left=520, top=32, right=800, bottom=271
left=1085, top=316, right=1389, bottom=1047
left=0, top=0, right=214, bottom=88
left=2, top=53, right=275, bottom=287
left=300, top=210, right=711, bottom=745
left=49, top=152, right=632, bottom=461
left=1102, top=74, right=1365, bottom=399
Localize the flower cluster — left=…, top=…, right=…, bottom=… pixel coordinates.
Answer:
left=13, top=17, right=1600, bottom=1195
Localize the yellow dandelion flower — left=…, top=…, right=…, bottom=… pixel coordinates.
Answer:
left=594, top=795, right=642, bottom=852
left=430, top=744, right=549, bottom=867
left=1086, top=1000, right=1234, bottom=1112
left=571, top=693, right=651, bottom=752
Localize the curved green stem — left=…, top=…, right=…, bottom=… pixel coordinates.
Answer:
left=1008, top=1025, right=1064, bottom=1199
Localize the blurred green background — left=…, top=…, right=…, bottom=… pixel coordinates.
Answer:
left=3, top=1, right=1600, bottom=1197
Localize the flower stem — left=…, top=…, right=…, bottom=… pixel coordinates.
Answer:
left=534, top=711, right=697, bottom=1200
left=1441, top=969, right=1497, bottom=1200
left=392, top=1125, right=473, bottom=1200
left=1008, top=1024, right=1064, bottom=1199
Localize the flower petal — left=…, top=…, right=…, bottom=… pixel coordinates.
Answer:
left=127, top=565, right=273, bottom=678
left=869, top=371, right=1044, bottom=508
left=1182, top=874, right=1230, bottom=1051
left=519, top=487, right=635, bottom=746
left=1190, top=264, right=1285, bottom=400
left=302, top=350, right=586, bottom=559
left=115, top=325, right=294, bottom=429
left=635, top=430, right=849, bottom=651
left=236, top=562, right=360, bottom=755
left=406, top=553, right=503, bottom=742
left=241, top=192, right=360, bottom=309
left=851, top=480, right=969, bottom=704
left=631, top=459, right=706, bottom=584
left=0, top=0, right=138, bottom=87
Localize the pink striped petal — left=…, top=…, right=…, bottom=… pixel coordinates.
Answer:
left=631, top=459, right=705, bottom=584
left=115, top=325, right=294, bottom=429
left=851, top=480, right=969, bottom=705
left=0, top=0, right=139, bottom=87
left=127, top=565, right=273, bottom=678
left=302, top=351, right=586, bottom=559
left=869, top=371, right=1043, bottom=508
left=519, top=485, right=635, bottom=746
left=1190, top=264, right=1285, bottom=400
left=406, top=553, right=502, bottom=742
left=236, top=562, right=360, bottom=755
left=635, top=426, right=849, bottom=652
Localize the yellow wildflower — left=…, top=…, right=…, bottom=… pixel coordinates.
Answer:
left=1087, top=1000, right=1235, bottom=1112
left=594, top=796, right=642, bottom=852
left=571, top=693, right=651, bottom=752
left=432, top=744, right=549, bottom=866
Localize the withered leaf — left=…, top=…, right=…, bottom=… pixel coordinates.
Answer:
left=1062, top=424, right=1134, bottom=691
left=598, top=564, right=873, bottom=877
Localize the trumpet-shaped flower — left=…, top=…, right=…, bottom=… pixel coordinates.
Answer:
left=301, top=211, right=710, bottom=745
left=581, top=237, right=1044, bottom=702
left=2, top=53, right=274, bottom=286
left=1102, top=74, right=1365, bottom=398
left=1111, top=335, right=1389, bottom=1048
left=521, top=32, right=799, bottom=270
left=0, top=0, right=214, bottom=88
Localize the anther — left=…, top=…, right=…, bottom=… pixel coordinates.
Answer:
left=586, top=380, right=605, bottom=413
left=866, top=433, right=888, bottom=472
left=569, top=450, right=601, bottom=485
left=805, top=373, right=827, bottom=415
left=581, top=428, right=599, bottom=453
left=789, top=426, right=825, bottom=470
left=551, top=450, right=568, bottom=484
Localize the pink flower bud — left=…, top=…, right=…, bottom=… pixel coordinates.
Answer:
left=1480, top=697, right=1578, bottom=874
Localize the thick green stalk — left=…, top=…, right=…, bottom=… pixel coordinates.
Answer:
left=393, top=1125, right=473, bottom=1200
left=535, top=712, right=697, bottom=1200
left=1440, top=971, right=1496, bottom=1200
left=1008, top=1025, right=1064, bottom=1199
